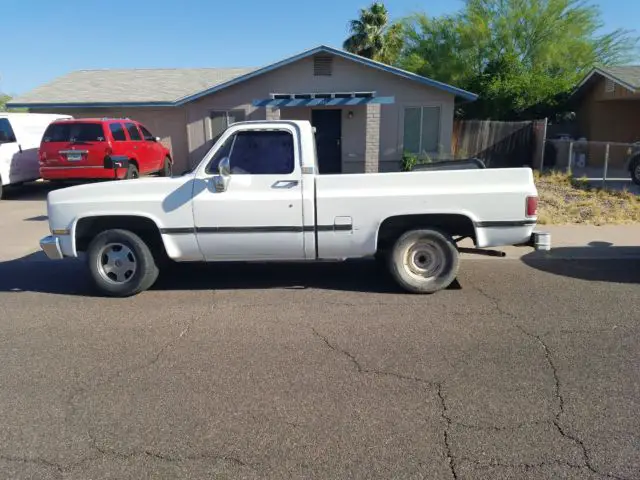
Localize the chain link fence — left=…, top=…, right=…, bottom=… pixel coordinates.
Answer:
left=543, top=139, right=640, bottom=188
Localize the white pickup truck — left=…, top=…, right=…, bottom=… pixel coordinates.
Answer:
left=40, top=120, right=545, bottom=297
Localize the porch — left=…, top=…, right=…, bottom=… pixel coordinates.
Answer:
left=252, top=92, right=394, bottom=174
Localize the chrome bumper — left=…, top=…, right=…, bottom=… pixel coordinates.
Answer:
left=40, top=235, right=64, bottom=260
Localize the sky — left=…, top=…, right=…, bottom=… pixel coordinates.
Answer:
left=1, top=0, right=638, bottom=96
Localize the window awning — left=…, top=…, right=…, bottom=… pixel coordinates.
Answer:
left=253, top=92, right=394, bottom=107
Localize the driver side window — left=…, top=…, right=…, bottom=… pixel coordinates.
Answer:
left=206, top=130, right=295, bottom=175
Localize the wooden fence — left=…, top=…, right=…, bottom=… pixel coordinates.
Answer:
left=452, top=119, right=547, bottom=168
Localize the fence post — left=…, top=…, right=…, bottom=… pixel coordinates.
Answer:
left=567, top=141, right=573, bottom=175
left=602, top=143, right=610, bottom=189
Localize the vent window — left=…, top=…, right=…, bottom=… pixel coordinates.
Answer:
left=605, top=78, right=615, bottom=93
left=314, top=55, right=333, bottom=76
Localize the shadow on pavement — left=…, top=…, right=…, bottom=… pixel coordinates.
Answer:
left=0, top=252, right=463, bottom=296
left=521, top=245, right=640, bottom=284
left=1, top=181, right=64, bottom=201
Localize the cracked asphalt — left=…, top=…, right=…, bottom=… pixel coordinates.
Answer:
left=0, top=253, right=638, bottom=480
left=1, top=183, right=639, bottom=479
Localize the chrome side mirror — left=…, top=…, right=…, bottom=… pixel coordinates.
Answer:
left=214, top=156, right=231, bottom=192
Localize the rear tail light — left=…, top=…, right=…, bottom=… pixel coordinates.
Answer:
left=526, top=196, right=538, bottom=217
left=39, top=151, right=47, bottom=161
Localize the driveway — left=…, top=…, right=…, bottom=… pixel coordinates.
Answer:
left=0, top=186, right=638, bottom=479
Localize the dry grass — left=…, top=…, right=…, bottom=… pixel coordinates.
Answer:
left=534, top=171, right=640, bottom=225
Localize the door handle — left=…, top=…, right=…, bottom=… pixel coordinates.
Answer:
left=271, top=180, right=299, bottom=189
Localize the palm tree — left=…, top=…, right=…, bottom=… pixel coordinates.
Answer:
left=343, top=2, right=403, bottom=65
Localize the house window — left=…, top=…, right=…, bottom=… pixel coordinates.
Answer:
left=403, top=106, right=441, bottom=154
left=209, top=110, right=246, bottom=142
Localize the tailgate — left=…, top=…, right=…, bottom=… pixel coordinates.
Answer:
left=41, top=122, right=108, bottom=166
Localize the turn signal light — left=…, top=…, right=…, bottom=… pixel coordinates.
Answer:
left=526, top=196, right=538, bottom=217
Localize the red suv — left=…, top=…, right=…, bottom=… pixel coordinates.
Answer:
left=39, top=118, right=172, bottom=181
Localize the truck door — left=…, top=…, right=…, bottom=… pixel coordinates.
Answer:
left=192, top=126, right=305, bottom=261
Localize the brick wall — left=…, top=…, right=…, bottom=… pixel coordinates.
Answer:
left=364, top=103, right=381, bottom=173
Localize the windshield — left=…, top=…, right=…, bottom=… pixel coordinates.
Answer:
left=42, top=122, right=105, bottom=143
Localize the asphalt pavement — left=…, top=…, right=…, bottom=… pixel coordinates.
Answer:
left=0, top=254, right=638, bottom=480
left=0, top=182, right=639, bottom=479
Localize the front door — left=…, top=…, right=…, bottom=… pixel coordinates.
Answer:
left=311, top=110, right=342, bottom=174
left=192, top=126, right=305, bottom=261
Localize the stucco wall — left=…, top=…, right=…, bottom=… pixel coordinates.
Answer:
left=184, top=54, right=457, bottom=172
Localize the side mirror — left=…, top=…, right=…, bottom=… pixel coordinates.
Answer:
left=154, top=136, right=161, bottom=142
left=214, top=157, right=231, bottom=192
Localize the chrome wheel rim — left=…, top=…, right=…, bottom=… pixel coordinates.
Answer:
left=403, top=239, right=445, bottom=280
left=96, top=243, right=137, bottom=284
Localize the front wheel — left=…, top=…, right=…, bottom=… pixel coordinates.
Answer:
left=87, top=229, right=159, bottom=297
left=629, top=157, right=640, bottom=186
left=388, top=228, right=459, bottom=294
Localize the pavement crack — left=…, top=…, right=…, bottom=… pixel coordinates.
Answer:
left=451, top=420, right=549, bottom=432
left=474, top=285, right=632, bottom=480
left=148, top=322, right=192, bottom=368
left=312, top=328, right=456, bottom=479
left=87, top=431, right=250, bottom=468
left=460, top=457, right=586, bottom=471
left=436, top=384, right=458, bottom=480
left=312, top=328, right=364, bottom=373
left=0, top=455, right=63, bottom=477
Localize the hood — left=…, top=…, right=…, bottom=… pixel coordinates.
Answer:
left=47, top=175, right=195, bottom=205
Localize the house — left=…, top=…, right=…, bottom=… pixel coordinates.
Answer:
left=571, top=66, right=640, bottom=143
left=8, top=45, right=477, bottom=174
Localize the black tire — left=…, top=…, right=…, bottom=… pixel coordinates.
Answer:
left=388, top=228, right=459, bottom=294
left=629, top=156, right=640, bottom=186
left=125, top=163, right=139, bottom=180
left=159, top=156, right=172, bottom=177
left=87, top=229, right=159, bottom=297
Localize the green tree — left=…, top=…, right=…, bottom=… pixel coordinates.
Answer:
left=343, top=2, right=403, bottom=64
left=399, top=0, right=639, bottom=120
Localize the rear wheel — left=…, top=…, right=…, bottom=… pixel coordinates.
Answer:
left=125, top=163, right=139, bottom=180
left=87, top=229, right=159, bottom=297
left=388, top=228, right=459, bottom=294
left=159, top=156, right=172, bottom=177
left=629, top=156, right=640, bottom=186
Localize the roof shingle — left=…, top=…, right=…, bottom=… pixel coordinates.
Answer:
left=599, top=65, right=640, bottom=90
left=10, top=67, right=256, bottom=105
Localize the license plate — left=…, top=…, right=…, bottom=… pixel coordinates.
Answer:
left=67, top=152, right=82, bottom=161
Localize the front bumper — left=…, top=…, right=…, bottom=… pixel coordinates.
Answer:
left=40, top=235, right=64, bottom=260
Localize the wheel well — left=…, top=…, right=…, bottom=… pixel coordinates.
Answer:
left=129, top=159, right=139, bottom=170
left=376, top=214, right=476, bottom=252
left=75, top=216, right=167, bottom=259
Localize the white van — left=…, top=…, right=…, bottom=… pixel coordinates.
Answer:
left=0, top=113, right=73, bottom=199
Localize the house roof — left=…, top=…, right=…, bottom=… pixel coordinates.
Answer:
left=8, top=45, right=478, bottom=109
left=572, top=65, right=640, bottom=100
